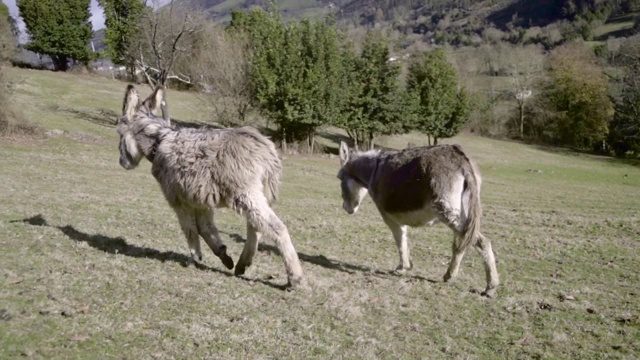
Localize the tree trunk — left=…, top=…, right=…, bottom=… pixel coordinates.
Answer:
left=368, top=132, right=375, bottom=150
left=307, top=133, right=316, bottom=154
left=127, top=64, right=136, bottom=82
left=158, top=69, right=168, bottom=87
left=434, top=137, right=439, bottom=145
left=519, top=101, right=525, bottom=138
left=51, top=55, right=69, bottom=71
left=281, top=128, right=287, bottom=153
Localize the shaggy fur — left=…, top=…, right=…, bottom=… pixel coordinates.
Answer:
left=337, top=141, right=499, bottom=297
left=116, top=85, right=304, bottom=288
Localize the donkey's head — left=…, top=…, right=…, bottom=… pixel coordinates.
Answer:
left=116, top=85, right=167, bottom=169
left=337, top=141, right=369, bottom=214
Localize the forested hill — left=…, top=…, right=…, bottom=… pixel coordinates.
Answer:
left=178, top=1, right=636, bottom=27
left=175, top=0, right=640, bottom=49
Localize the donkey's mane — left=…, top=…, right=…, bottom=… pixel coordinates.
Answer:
left=136, top=112, right=170, bottom=136
left=342, top=149, right=383, bottom=187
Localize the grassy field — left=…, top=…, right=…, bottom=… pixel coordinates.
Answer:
left=1, top=67, right=639, bottom=359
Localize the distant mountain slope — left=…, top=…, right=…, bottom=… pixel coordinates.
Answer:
left=173, top=0, right=639, bottom=48
left=178, top=0, right=349, bottom=22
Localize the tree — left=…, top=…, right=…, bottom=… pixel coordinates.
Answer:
left=230, top=7, right=343, bottom=152
left=609, top=65, right=640, bottom=157
left=98, top=0, right=145, bottom=76
left=544, top=42, right=613, bottom=149
left=0, top=2, right=17, bottom=63
left=506, top=45, right=544, bottom=139
left=337, top=30, right=405, bottom=150
left=18, top=0, right=93, bottom=71
left=406, top=48, right=470, bottom=145
left=130, top=0, right=201, bottom=89
left=291, top=17, right=345, bottom=152
left=189, top=23, right=253, bottom=126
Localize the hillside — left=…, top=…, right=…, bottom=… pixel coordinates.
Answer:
left=175, top=0, right=639, bottom=48
left=1, top=66, right=640, bottom=359
left=179, top=0, right=348, bottom=22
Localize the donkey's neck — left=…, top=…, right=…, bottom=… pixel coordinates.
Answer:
left=348, top=152, right=381, bottom=188
left=133, top=118, right=172, bottom=162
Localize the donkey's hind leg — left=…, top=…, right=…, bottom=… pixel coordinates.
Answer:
left=175, top=209, right=203, bottom=266
left=235, top=223, right=261, bottom=276
left=443, top=234, right=467, bottom=282
left=236, top=193, right=304, bottom=288
left=195, top=211, right=234, bottom=270
left=474, top=233, right=499, bottom=298
left=433, top=195, right=467, bottom=282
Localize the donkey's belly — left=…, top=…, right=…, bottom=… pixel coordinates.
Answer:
left=386, top=206, right=440, bottom=227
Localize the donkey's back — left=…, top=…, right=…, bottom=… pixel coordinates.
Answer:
left=153, top=125, right=282, bottom=209
left=371, top=144, right=479, bottom=217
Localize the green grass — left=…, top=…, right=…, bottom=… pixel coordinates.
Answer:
left=1, top=67, right=639, bottom=359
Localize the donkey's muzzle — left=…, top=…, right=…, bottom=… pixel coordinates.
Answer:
left=343, top=203, right=356, bottom=215
left=119, top=155, right=134, bottom=170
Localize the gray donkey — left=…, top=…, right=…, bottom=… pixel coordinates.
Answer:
left=337, top=141, right=499, bottom=297
left=116, top=84, right=304, bottom=288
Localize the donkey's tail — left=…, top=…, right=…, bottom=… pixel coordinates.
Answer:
left=263, top=161, right=281, bottom=204
left=455, top=148, right=483, bottom=253
left=261, top=139, right=282, bottom=204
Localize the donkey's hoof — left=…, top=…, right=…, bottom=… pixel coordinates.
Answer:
left=286, top=276, right=307, bottom=291
left=220, top=254, right=235, bottom=270
left=481, top=288, right=497, bottom=298
left=393, top=268, right=408, bottom=276
left=394, top=263, right=412, bottom=275
left=234, top=265, right=246, bottom=276
left=443, top=273, right=454, bottom=283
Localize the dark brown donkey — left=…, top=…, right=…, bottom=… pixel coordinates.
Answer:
left=337, top=141, right=499, bottom=297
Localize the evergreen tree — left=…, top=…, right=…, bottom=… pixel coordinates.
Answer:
left=609, top=66, right=640, bottom=157
left=406, top=49, right=470, bottom=145
left=98, top=0, right=145, bottom=74
left=18, top=0, right=94, bottom=71
left=0, top=2, right=17, bottom=63
left=338, top=30, right=405, bottom=149
left=230, top=7, right=343, bottom=152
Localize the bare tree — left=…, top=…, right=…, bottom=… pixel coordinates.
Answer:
left=189, top=23, right=254, bottom=126
left=130, top=0, right=202, bottom=122
left=506, top=44, right=545, bottom=139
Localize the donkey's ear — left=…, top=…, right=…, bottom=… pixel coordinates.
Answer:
left=122, top=84, right=140, bottom=120
left=339, top=141, right=350, bottom=165
left=142, top=85, right=165, bottom=115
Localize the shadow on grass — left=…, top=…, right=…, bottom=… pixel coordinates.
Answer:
left=53, top=106, right=120, bottom=128
left=46, top=103, right=225, bottom=131
left=223, top=231, right=436, bottom=283
left=13, top=215, right=289, bottom=291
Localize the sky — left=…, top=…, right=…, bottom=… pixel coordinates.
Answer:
left=4, top=0, right=107, bottom=37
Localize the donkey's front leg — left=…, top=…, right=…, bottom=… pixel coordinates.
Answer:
left=196, top=211, right=234, bottom=270
left=384, top=217, right=412, bottom=272
left=175, top=209, right=203, bottom=266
